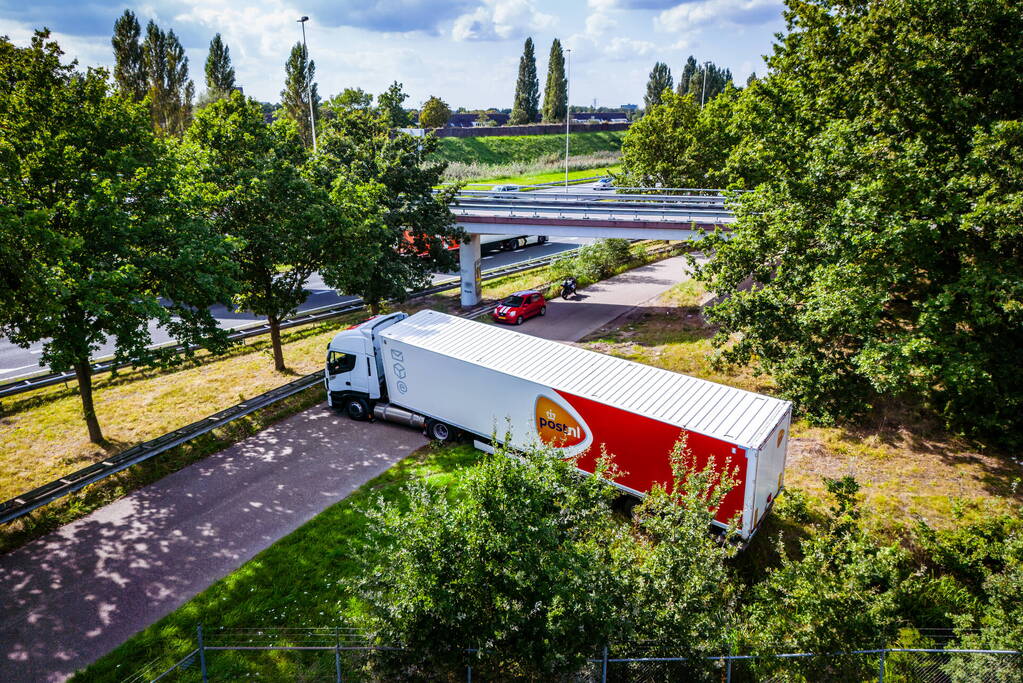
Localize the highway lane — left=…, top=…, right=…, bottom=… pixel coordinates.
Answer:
left=0, top=236, right=593, bottom=384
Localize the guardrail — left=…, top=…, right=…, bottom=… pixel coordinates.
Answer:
left=0, top=371, right=325, bottom=525
left=0, top=247, right=584, bottom=400
left=0, top=241, right=683, bottom=526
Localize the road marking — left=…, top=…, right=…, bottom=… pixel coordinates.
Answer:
left=513, top=249, right=524, bottom=252
left=29, top=348, right=44, bottom=355
left=482, top=255, right=494, bottom=259
left=0, top=364, right=42, bottom=374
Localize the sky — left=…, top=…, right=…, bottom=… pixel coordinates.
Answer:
left=0, top=0, right=787, bottom=110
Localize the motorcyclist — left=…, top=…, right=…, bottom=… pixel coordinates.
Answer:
left=562, top=276, right=577, bottom=299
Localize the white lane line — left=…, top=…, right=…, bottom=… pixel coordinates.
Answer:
left=29, top=349, right=44, bottom=355
left=0, top=363, right=42, bottom=374
left=512, top=249, right=525, bottom=252
left=482, top=256, right=494, bottom=259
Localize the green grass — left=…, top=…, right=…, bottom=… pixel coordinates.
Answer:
left=71, top=443, right=484, bottom=682
left=462, top=164, right=622, bottom=189
left=434, top=131, right=625, bottom=165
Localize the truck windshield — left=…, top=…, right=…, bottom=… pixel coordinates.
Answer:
left=501, top=295, right=525, bottom=307
left=327, top=351, right=357, bottom=376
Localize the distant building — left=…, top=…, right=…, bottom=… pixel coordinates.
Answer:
left=620, top=103, right=638, bottom=111
left=445, top=112, right=510, bottom=128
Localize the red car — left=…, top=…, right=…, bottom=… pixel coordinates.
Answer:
left=492, top=290, right=546, bottom=325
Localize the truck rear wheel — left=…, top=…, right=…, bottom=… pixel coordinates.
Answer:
left=427, top=419, right=456, bottom=442
left=344, top=397, right=370, bottom=421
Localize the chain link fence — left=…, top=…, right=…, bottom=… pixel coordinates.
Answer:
left=131, top=626, right=1022, bottom=682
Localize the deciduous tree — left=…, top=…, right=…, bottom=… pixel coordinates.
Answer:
left=541, top=38, right=566, bottom=123
left=644, top=61, right=673, bottom=109
left=0, top=32, right=235, bottom=443
left=204, top=33, right=235, bottom=97
left=142, top=21, right=194, bottom=135
left=111, top=9, right=146, bottom=99
left=181, top=92, right=343, bottom=372
left=377, top=80, right=411, bottom=128
left=418, top=95, right=451, bottom=129
left=509, top=37, right=539, bottom=124
left=698, top=0, right=1023, bottom=441
left=281, top=41, right=319, bottom=148
left=308, top=108, right=461, bottom=314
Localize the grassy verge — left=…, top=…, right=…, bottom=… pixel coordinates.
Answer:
left=444, top=154, right=620, bottom=185
left=580, top=285, right=1023, bottom=536
left=71, top=443, right=484, bottom=682
left=434, top=131, right=625, bottom=165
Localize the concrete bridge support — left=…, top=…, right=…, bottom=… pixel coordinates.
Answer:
left=459, top=233, right=482, bottom=307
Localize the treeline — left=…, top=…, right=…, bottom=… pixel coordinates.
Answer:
left=0, top=30, right=462, bottom=444
left=358, top=441, right=1023, bottom=680
left=619, top=0, right=1023, bottom=445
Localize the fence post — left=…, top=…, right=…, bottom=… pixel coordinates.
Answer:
left=197, top=625, right=208, bottom=683
left=878, top=649, right=886, bottom=683
left=602, top=644, right=608, bottom=683
left=334, top=627, right=342, bottom=683
left=466, top=648, right=473, bottom=683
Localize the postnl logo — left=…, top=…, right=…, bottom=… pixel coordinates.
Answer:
left=535, top=396, right=587, bottom=448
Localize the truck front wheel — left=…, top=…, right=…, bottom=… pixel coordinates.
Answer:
left=427, top=419, right=456, bottom=442
left=344, top=397, right=371, bottom=421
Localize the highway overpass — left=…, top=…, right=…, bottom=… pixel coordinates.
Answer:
left=452, top=189, right=735, bottom=305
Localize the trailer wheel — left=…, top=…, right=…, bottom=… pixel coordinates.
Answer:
left=427, top=420, right=456, bottom=442
left=344, top=397, right=370, bottom=421
left=502, top=239, right=517, bottom=252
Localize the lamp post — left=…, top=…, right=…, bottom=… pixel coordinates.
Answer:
left=701, top=60, right=711, bottom=108
left=297, top=16, right=317, bottom=153
left=564, top=48, right=571, bottom=192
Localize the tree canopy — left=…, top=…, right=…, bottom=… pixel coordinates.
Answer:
left=111, top=9, right=146, bottom=100
left=181, top=92, right=340, bottom=372
left=509, top=37, right=540, bottom=125
left=377, top=80, right=411, bottom=128
left=418, top=95, right=451, bottom=128
left=204, top=33, right=235, bottom=97
left=696, top=0, right=1023, bottom=442
left=308, top=107, right=461, bottom=313
left=0, top=32, right=235, bottom=442
left=644, top=61, right=673, bottom=109
left=281, top=42, right=319, bottom=148
left=541, top=38, right=567, bottom=123
left=142, top=21, right=194, bottom=135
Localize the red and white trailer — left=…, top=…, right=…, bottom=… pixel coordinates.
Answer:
left=325, top=310, right=791, bottom=539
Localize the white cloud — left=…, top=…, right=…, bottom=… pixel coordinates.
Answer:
left=656, top=0, right=782, bottom=31
left=585, top=11, right=617, bottom=37
left=451, top=0, right=555, bottom=41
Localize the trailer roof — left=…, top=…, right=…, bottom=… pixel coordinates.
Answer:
left=381, top=310, right=791, bottom=450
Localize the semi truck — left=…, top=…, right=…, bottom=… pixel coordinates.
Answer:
left=325, top=310, right=791, bottom=539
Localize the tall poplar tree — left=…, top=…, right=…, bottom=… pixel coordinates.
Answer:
left=281, top=42, right=319, bottom=148
left=677, top=56, right=698, bottom=95
left=111, top=9, right=146, bottom=100
left=509, top=37, right=539, bottom=124
left=204, top=33, right=235, bottom=96
left=142, top=21, right=194, bottom=135
left=644, top=61, right=673, bottom=109
left=541, top=39, right=566, bottom=123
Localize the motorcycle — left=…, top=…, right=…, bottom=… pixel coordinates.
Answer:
left=561, top=278, right=578, bottom=300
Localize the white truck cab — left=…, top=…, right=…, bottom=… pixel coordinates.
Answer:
left=325, top=312, right=408, bottom=419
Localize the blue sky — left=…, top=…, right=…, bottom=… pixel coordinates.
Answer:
left=1, top=0, right=786, bottom=109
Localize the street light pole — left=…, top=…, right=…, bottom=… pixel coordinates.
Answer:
left=701, top=60, right=710, bottom=108
left=297, top=16, right=317, bottom=153
left=564, top=48, right=571, bottom=192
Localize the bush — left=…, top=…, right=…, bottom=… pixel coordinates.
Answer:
left=549, top=238, right=635, bottom=286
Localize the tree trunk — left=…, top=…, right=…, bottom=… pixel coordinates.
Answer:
left=369, top=301, right=381, bottom=315
left=268, top=315, right=286, bottom=372
left=74, top=360, right=105, bottom=444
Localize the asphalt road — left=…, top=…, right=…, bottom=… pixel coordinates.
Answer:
left=0, top=243, right=694, bottom=683
left=0, top=235, right=594, bottom=384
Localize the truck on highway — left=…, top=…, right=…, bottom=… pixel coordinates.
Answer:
left=325, top=310, right=791, bottom=539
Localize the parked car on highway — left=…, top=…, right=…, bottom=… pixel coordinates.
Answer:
left=492, top=290, right=546, bottom=325
left=594, top=177, right=615, bottom=191
left=493, top=184, right=520, bottom=192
